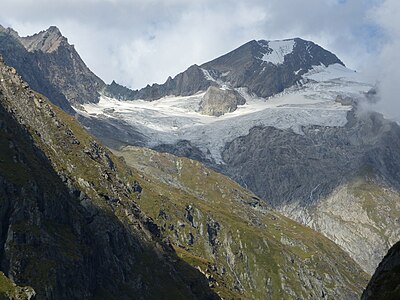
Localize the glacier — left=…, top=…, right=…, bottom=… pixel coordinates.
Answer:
left=79, top=63, right=373, bottom=164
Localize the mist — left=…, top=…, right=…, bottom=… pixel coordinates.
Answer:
left=365, top=0, right=400, bottom=122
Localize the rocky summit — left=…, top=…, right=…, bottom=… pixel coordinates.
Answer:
left=0, top=25, right=105, bottom=110
left=102, top=37, right=344, bottom=101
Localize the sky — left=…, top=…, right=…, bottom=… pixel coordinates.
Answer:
left=0, top=0, right=399, bottom=119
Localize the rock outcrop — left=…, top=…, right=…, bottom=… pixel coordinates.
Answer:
left=199, top=86, right=246, bottom=116
left=362, top=241, right=400, bottom=299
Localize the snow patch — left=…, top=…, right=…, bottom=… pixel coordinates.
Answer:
left=201, top=69, right=215, bottom=82
left=261, top=40, right=296, bottom=65
left=201, top=68, right=231, bottom=89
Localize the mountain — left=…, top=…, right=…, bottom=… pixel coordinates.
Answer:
left=0, top=54, right=371, bottom=299
left=79, top=36, right=400, bottom=277
left=0, top=56, right=218, bottom=299
left=362, top=241, right=400, bottom=299
left=0, top=25, right=105, bottom=110
left=200, top=38, right=344, bottom=98
left=104, top=38, right=344, bottom=101
left=2, top=24, right=398, bottom=297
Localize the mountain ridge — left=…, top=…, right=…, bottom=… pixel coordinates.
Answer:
left=104, top=37, right=344, bottom=101
left=0, top=25, right=105, bottom=108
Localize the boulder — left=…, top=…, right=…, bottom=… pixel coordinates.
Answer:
left=199, top=86, right=246, bottom=117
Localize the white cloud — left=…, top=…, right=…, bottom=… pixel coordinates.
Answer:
left=0, top=0, right=389, bottom=90
left=364, top=0, right=400, bottom=121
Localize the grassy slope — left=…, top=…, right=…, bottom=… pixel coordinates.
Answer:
left=114, top=146, right=370, bottom=299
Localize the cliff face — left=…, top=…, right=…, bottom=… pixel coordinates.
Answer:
left=0, top=57, right=217, bottom=299
left=0, top=25, right=105, bottom=109
left=362, top=241, right=400, bottom=300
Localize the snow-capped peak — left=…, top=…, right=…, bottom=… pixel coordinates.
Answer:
left=258, top=39, right=296, bottom=65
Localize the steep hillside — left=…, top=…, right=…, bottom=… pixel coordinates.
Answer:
left=113, top=146, right=369, bottom=299
left=0, top=57, right=217, bottom=299
left=221, top=110, right=400, bottom=274
left=0, top=25, right=105, bottom=109
left=362, top=241, right=400, bottom=299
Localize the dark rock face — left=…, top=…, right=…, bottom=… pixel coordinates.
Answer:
left=103, top=80, right=136, bottom=100
left=0, top=57, right=218, bottom=299
left=120, top=38, right=343, bottom=101
left=76, top=114, right=149, bottom=149
left=362, top=241, right=400, bottom=299
left=132, top=64, right=214, bottom=101
left=199, top=86, right=246, bottom=116
left=202, top=38, right=343, bottom=99
left=0, top=25, right=105, bottom=109
left=154, top=140, right=214, bottom=165
left=221, top=111, right=400, bottom=208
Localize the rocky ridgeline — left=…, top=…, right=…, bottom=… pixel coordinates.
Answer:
left=0, top=57, right=218, bottom=299
left=0, top=25, right=105, bottom=110
left=103, top=38, right=343, bottom=101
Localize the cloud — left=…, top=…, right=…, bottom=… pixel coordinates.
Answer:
left=0, top=0, right=389, bottom=90
left=360, top=0, right=400, bottom=121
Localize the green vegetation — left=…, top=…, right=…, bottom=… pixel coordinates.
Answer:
left=114, top=146, right=370, bottom=299
left=0, top=272, right=34, bottom=300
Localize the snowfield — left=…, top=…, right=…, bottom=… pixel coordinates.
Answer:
left=259, top=39, right=296, bottom=65
left=80, top=64, right=374, bottom=164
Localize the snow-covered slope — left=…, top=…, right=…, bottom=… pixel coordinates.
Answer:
left=259, top=39, right=296, bottom=65
left=80, top=63, right=373, bottom=163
